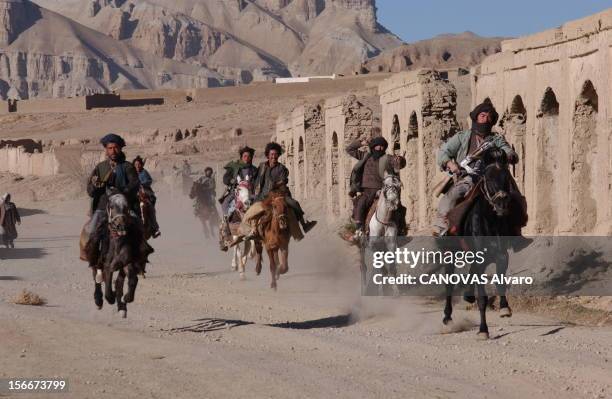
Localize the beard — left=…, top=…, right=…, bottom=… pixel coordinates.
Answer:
left=472, top=121, right=493, bottom=135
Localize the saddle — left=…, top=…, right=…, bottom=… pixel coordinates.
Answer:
left=446, top=178, right=528, bottom=236
left=446, top=180, right=483, bottom=236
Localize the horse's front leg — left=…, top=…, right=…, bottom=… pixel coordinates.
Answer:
left=115, top=268, right=127, bottom=318
left=239, top=241, right=248, bottom=280
left=104, top=265, right=115, bottom=305
left=231, top=242, right=239, bottom=271
left=92, top=267, right=103, bottom=309
left=496, top=251, right=512, bottom=317
left=443, top=264, right=454, bottom=326
left=267, top=248, right=277, bottom=290
left=123, top=265, right=138, bottom=304
left=476, top=283, right=489, bottom=339
left=279, top=244, right=288, bottom=275
left=254, top=240, right=263, bottom=276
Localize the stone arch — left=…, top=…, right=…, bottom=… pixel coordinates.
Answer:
left=330, top=132, right=340, bottom=216
left=405, top=111, right=419, bottom=227
left=391, top=114, right=401, bottom=153
left=297, top=136, right=305, bottom=197
left=502, top=95, right=527, bottom=191
left=570, top=80, right=598, bottom=232
left=534, top=88, right=559, bottom=233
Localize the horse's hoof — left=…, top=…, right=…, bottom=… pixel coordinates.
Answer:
left=239, top=273, right=246, bottom=281
left=477, top=331, right=490, bottom=340
left=463, top=294, right=476, bottom=304
left=120, top=310, right=127, bottom=318
left=442, top=317, right=453, bottom=326
left=123, top=294, right=134, bottom=303
left=106, top=295, right=116, bottom=305
left=500, top=307, right=513, bottom=318
left=95, top=269, right=103, bottom=284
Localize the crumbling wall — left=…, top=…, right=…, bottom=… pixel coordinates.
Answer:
left=570, top=84, right=598, bottom=233
left=324, top=94, right=376, bottom=221
left=472, top=8, right=612, bottom=234
left=304, top=104, right=325, bottom=200
left=379, top=69, right=458, bottom=231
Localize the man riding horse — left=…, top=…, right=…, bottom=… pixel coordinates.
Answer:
left=190, top=167, right=220, bottom=239
left=81, top=134, right=151, bottom=270
left=232, top=142, right=316, bottom=245
left=218, top=146, right=258, bottom=251
left=345, top=136, right=407, bottom=242
left=433, top=99, right=520, bottom=236
left=133, top=156, right=161, bottom=238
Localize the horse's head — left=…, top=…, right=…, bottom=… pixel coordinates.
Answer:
left=482, top=162, right=512, bottom=217
left=269, top=192, right=288, bottom=231
left=382, top=172, right=402, bottom=211
left=235, top=175, right=253, bottom=211
left=106, top=189, right=130, bottom=237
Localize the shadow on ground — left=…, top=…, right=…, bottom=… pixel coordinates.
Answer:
left=166, top=314, right=354, bottom=334
left=0, top=247, right=47, bottom=260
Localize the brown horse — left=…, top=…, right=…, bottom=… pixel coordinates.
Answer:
left=189, top=184, right=219, bottom=239
left=259, top=191, right=291, bottom=290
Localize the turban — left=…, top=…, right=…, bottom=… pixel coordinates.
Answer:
left=100, top=133, right=126, bottom=148
left=470, top=99, right=499, bottom=126
left=369, top=136, right=388, bottom=151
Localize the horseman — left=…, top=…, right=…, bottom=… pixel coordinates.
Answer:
left=133, top=156, right=161, bottom=238
left=232, top=142, right=317, bottom=244
left=433, top=99, right=519, bottom=236
left=219, top=146, right=258, bottom=217
left=218, top=146, right=258, bottom=251
left=81, top=134, right=147, bottom=268
left=345, top=135, right=407, bottom=241
left=191, top=167, right=217, bottom=212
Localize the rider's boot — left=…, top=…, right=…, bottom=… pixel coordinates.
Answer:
left=297, top=214, right=317, bottom=233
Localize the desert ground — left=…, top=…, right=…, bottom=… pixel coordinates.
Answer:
left=1, top=183, right=611, bottom=399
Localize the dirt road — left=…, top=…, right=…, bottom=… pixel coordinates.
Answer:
left=1, top=192, right=611, bottom=399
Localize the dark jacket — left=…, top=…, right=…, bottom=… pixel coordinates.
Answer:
left=345, top=140, right=405, bottom=196
left=222, top=161, right=258, bottom=187
left=254, top=161, right=289, bottom=201
left=87, top=156, right=140, bottom=213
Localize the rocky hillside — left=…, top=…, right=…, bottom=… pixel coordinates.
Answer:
left=0, top=0, right=225, bottom=99
left=29, top=0, right=401, bottom=86
left=352, top=32, right=505, bottom=74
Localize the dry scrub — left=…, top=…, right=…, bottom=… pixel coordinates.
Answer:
left=14, top=289, right=47, bottom=306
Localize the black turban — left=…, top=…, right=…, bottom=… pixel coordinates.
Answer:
left=239, top=146, right=255, bottom=157
left=265, top=142, right=283, bottom=157
left=369, top=136, right=388, bottom=151
left=100, top=133, right=126, bottom=148
left=470, top=99, right=499, bottom=126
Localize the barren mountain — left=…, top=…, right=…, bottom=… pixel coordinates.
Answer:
left=0, top=0, right=225, bottom=99
left=32, top=0, right=402, bottom=83
left=352, top=32, right=505, bottom=74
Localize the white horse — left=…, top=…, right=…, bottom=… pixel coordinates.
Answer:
left=228, top=175, right=262, bottom=280
left=361, top=172, right=403, bottom=295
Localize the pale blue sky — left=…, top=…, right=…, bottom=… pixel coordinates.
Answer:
left=377, top=1, right=611, bottom=42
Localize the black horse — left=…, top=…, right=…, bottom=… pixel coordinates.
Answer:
left=443, top=149, right=522, bottom=339
left=92, top=189, right=150, bottom=318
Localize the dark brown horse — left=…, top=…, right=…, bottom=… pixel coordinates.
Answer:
left=443, top=149, right=521, bottom=339
left=259, top=190, right=291, bottom=290
left=93, top=190, right=147, bottom=318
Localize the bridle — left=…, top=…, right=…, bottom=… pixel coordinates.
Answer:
left=480, top=163, right=510, bottom=215
left=234, top=180, right=253, bottom=213
left=376, top=175, right=402, bottom=225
